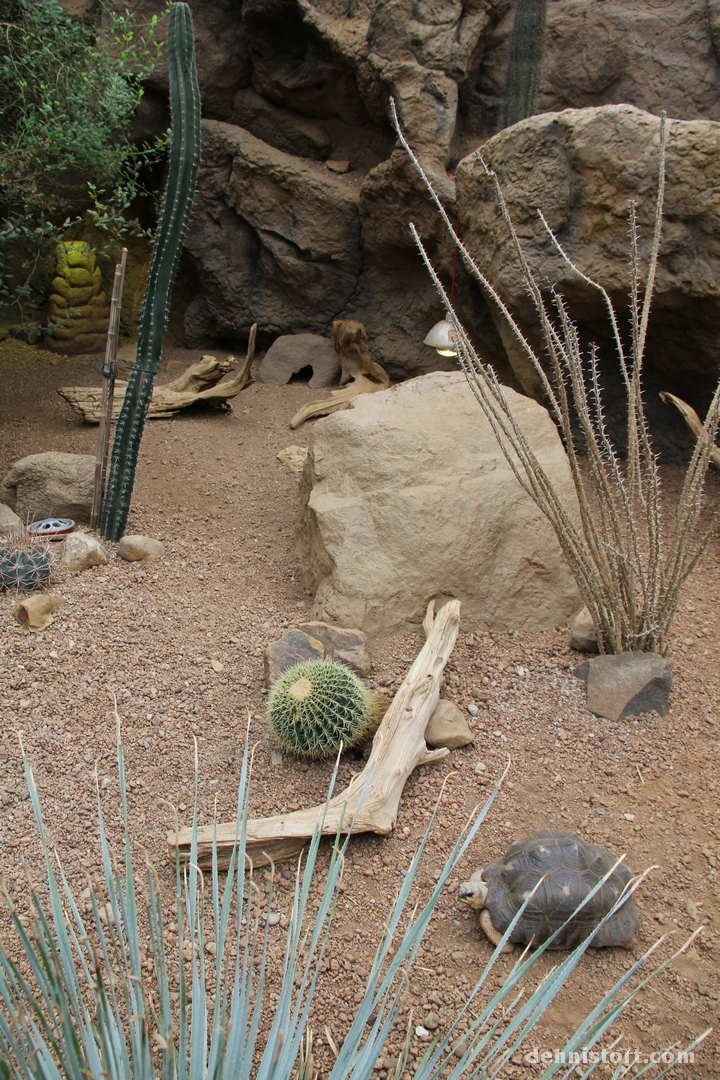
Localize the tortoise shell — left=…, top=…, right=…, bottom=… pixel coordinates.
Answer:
left=480, top=829, right=639, bottom=949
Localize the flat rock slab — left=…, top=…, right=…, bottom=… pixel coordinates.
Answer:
left=264, top=629, right=324, bottom=687
left=575, top=652, right=672, bottom=721
left=296, top=621, right=371, bottom=676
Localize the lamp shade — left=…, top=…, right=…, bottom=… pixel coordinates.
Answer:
left=423, top=318, right=457, bottom=356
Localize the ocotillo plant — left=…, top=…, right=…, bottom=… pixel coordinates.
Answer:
left=101, top=2, right=201, bottom=541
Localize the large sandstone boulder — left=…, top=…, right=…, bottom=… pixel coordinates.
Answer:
left=296, top=372, right=581, bottom=635
left=0, top=453, right=95, bottom=522
left=455, top=105, right=720, bottom=414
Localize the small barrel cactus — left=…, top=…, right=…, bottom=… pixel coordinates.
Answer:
left=267, top=659, right=382, bottom=759
left=0, top=544, right=51, bottom=591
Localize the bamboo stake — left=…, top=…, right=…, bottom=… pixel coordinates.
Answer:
left=91, top=249, right=128, bottom=529
left=168, top=599, right=461, bottom=870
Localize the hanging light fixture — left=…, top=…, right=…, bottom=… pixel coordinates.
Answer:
left=423, top=318, right=457, bottom=357
left=424, top=211, right=460, bottom=357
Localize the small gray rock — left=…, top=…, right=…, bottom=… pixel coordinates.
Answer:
left=256, top=334, right=340, bottom=388
left=62, top=532, right=108, bottom=570
left=570, top=606, right=599, bottom=653
left=116, top=535, right=165, bottom=562
left=296, top=621, right=371, bottom=677
left=425, top=699, right=474, bottom=749
left=576, top=651, right=672, bottom=721
left=264, top=630, right=325, bottom=687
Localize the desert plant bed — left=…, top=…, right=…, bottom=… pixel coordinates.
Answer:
left=0, top=340, right=719, bottom=1075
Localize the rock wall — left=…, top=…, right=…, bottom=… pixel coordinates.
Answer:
left=118, top=0, right=720, bottom=387
left=455, top=105, right=720, bottom=423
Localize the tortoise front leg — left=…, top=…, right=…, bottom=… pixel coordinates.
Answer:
left=480, top=910, right=514, bottom=953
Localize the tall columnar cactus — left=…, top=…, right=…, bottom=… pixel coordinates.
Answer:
left=504, top=0, right=547, bottom=128
left=101, top=3, right=201, bottom=541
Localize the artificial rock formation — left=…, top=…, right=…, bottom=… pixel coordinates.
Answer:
left=119, top=0, right=720, bottom=391
left=45, top=242, right=109, bottom=355
left=296, top=371, right=581, bottom=636
left=455, top=105, right=720, bottom=412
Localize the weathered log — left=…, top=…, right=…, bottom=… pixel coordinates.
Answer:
left=58, top=326, right=256, bottom=423
left=167, top=599, right=461, bottom=870
left=660, top=391, right=720, bottom=469
left=290, top=319, right=389, bottom=429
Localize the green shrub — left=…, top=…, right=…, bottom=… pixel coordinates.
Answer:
left=0, top=734, right=707, bottom=1079
left=0, top=0, right=167, bottom=328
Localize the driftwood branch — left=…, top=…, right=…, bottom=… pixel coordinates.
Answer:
left=660, top=391, right=720, bottom=469
left=290, top=319, right=390, bottom=429
left=168, top=598, right=461, bottom=870
left=59, top=326, right=256, bottom=423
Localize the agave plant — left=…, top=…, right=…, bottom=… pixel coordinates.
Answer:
left=0, top=731, right=708, bottom=1080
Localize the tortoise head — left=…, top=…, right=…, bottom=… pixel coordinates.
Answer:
left=457, top=873, right=489, bottom=910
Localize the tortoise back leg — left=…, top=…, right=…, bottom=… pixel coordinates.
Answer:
left=480, top=910, right=514, bottom=953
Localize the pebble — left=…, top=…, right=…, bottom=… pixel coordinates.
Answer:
left=467, top=702, right=479, bottom=717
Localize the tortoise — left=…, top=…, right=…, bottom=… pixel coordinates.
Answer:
left=458, top=829, right=640, bottom=951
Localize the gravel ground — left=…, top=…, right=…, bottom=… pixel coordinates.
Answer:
left=1, top=340, right=719, bottom=1077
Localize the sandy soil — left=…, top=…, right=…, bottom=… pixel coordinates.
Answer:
left=0, top=340, right=719, bottom=1078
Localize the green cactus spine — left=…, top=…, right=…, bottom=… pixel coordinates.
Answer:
left=267, top=659, right=382, bottom=759
left=101, top=2, right=201, bottom=541
left=504, top=0, right=547, bottom=128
